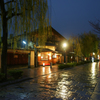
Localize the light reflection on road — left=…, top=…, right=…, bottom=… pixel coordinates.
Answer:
left=42, top=67, right=45, bottom=74
left=91, top=62, right=96, bottom=78
left=55, top=73, right=69, bottom=99
left=0, top=63, right=100, bottom=100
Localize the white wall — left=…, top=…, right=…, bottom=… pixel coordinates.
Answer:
left=30, top=51, right=35, bottom=66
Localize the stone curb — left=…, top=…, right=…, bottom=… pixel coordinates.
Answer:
left=90, top=72, right=100, bottom=100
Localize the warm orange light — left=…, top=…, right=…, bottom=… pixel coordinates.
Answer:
left=38, top=53, right=41, bottom=56
left=43, top=63, right=45, bottom=66
left=49, top=56, right=51, bottom=60
left=43, top=67, right=45, bottom=74
left=48, top=54, right=50, bottom=56
left=93, top=52, right=95, bottom=55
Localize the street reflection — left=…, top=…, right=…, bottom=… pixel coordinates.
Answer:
left=42, top=66, right=51, bottom=75
left=36, top=66, right=52, bottom=76
left=43, top=67, right=45, bottom=74
left=1, top=63, right=100, bottom=100
left=55, top=73, right=69, bottom=99
left=91, top=62, right=96, bottom=78
left=23, top=63, right=99, bottom=99
left=36, top=66, right=53, bottom=83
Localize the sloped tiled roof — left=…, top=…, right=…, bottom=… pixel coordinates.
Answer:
left=51, top=27, right=67, bottom=40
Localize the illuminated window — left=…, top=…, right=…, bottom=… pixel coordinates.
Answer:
left=14, top=55, right=18, bottom=58
left=52, top=54, right=56, bottom=58
left=41, top=53, right=48, bottom=60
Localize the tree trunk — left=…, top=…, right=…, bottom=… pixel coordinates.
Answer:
left=0, top=0, right=8, bottom=80
left=1, top=19, right=8, bottom=80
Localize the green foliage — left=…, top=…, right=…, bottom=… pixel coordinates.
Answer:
left=94, top=59, right=99, bottom=62
left=79, top=32, right=99, bottom=57
left=8, top=70, right=23, bottom=79
left=58, top=64, right=66, bottom=69
left=74, top=37, right=83, bottom=57
left=58, top=61, right=91, bottom=69
left=0, top=73, right=5, bottom=82
left=76, top=61, right=91, bottom=65
left=67, top=37, right=74, bottom=52
left=67, top=37, right=83, bottom=61
left=58, top=63, right=77, bottom=69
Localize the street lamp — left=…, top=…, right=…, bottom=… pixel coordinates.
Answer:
left=23, top=41, right=26, bottom=44
left=22, top=40, right=27, bottom=48
left=63, top=43, right=67, bottom=63
left=63, top=43, right=67, bottom=48
left=93, top=52, right=95, bottom=55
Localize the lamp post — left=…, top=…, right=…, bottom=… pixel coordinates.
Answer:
left=63, top=43, right=67, bottom=63
left=92, top=52, right=95, bottom=62
left=22, top=41, right=30, bottom=68
left=22, top=40, right=26, bottom=48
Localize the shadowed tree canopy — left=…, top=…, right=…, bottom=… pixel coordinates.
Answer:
left=79, top=32, right=99, bottom=57
left=0, top=0, right=50, bottom=79
left=74, top=37, right=83, bottom=57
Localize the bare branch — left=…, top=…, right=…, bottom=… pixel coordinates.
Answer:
left=89, top=21, right=100, bottom=33
left=7, top=12, right=22, bottom=20
left=4, top=0, right=16, bottom=5
left=6, top=8, right=14, bottom=15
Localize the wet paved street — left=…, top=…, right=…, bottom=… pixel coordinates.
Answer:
left=0, top=62, right=100, bottom=100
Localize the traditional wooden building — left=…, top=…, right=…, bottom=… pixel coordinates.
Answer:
left=4, top=27, right=67, bottom=67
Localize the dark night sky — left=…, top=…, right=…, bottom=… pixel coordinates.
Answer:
left=48, top=0, right=100, bottom=39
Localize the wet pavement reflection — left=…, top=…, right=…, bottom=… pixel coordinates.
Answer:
left=22, top=64, right=58, bottom=78
left=0, top=62, right=100, bottom=100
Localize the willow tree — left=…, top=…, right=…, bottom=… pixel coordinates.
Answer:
left=0, top=0, right=50, bottom=79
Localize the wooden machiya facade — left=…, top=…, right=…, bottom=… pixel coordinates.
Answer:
left=7, top=52, right=28, bottom=65
left=0, top=49, right=35, bottom=68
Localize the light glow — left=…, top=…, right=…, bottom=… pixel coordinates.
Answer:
left=98, top=55, right=99, bottom=59
left=23, top=41, right=26, bottom=44
left=38, top=53, right=41, bottom=56
left=92, top=57, right=94, bottom=62
left=48, top=53, right=51, bottom=56
left=53, top=54, right=57, bottom=58
left=43, top=67, right=45, bottom=74
left=63, top=43, right=67, bottom=48
left=43, top=63, right=45, bottom=66
left=93, top=52, right=95, bottom=55
left=49, top=56, right=51, bottom=60
left=91, top=62, right=96, bottom=78
left=71, top=56, right=73, bottom=59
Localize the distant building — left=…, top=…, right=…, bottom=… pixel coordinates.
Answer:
left=6, top=27, right=67, bottom=67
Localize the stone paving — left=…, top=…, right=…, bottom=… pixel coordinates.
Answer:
left=0, top=62, right=100, bottom=100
